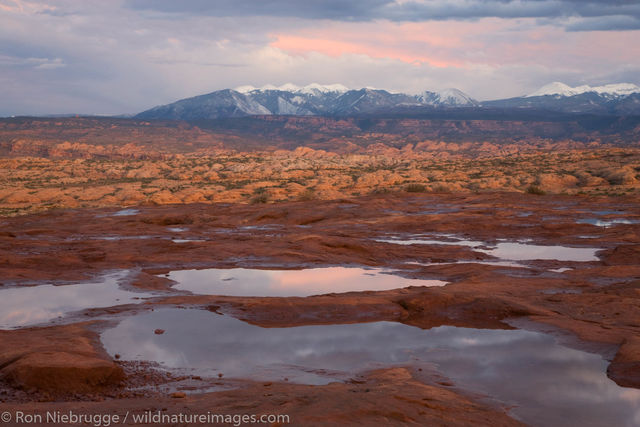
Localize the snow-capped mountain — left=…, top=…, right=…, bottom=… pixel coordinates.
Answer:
left=135, top=89, right=271, bottom=120
left=235, top=83, right=350, bottom=95
left=135, top=82, right=640, bottom=120
left=483, top=82, right=640, bottom=114
left=135, top=84, right=478, bottom=120
left=526, top=82, right=640, bottom=98
left=419, top=88, right=479, bottom=106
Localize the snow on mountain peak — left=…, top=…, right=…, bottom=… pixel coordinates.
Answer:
left=527, top=82, right=640, bottom=98
left=436, top=88, right=476, bottom=104
left=235, top=83, right=349, bottom=94
left=299, top=83, right=350, bottom=94
left=416, top=88, right=477, bottom=106
left=234, top=85, right=259, bottom=93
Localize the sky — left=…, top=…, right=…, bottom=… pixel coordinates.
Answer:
left=1, top=0, right=639, bottom=116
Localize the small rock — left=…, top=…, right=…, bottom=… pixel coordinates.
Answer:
left=154, top=329, right=165, bottom=335
left=437, top=381, right=454, bottom=387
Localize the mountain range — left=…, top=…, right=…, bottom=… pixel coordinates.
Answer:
left=135, top=82, right=640, bottom=120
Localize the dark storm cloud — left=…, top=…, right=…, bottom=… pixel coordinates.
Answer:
left=126, top=0, right=640, bottom=30
left=565, top=15, right=640, bottom=31
left=126, top=0, right=390, bottom=21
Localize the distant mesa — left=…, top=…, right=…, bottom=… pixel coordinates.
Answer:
left=134, top=82, right=640, bottom=120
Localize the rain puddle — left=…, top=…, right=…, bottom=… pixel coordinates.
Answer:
left=577, top=218, right=639, bottom=227
left=407, top=260, right=527, bottom=269
left=378, top=235, right=601, bottom=262
left=165, top=267, right=447, bottom=297
left=376, top=234, right=486, bottom=248
left=0, top=271, right=154, bottom=329
left=239, top=225, right=283, bottom=231
left=593, top=210, right=626, bottom=216
left=476, top=243, right=601, bottom=262
left=550, top=267, right=573, bottom=273
left=112, top=208, right=139, bottom=216
left=97, top=235, right=155, bottom=241
left=102, top=308, right=640, bottom=427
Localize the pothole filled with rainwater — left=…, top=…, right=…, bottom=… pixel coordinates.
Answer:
left=102, top=308, right=640, bottom=427
left=378, top=234, right=602, bottom=262
left=0, top=271, right=155, bottom=329
left=164, top=267, right=448, bottom=297
left=577, top=218, right=640, bottom=228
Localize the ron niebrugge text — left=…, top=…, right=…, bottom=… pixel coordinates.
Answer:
left=2, top=410, right=290, bottom=426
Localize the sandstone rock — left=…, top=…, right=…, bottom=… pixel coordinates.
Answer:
left=181, top=191, right=208, bottom=203
left=1, top=351, right=124, bottom=394
left=535, top=173, right=579, bottom=193
left=608, top=337, right=640, bottom=388
left=149, top=190, right=181, bottom=205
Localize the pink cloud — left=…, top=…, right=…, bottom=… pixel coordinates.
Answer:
left=270, top=20, right=488, bottom=68
left=270, top=19, right=640, bottom=72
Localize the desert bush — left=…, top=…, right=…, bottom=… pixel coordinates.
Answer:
left=526, top=185, right=546, bottom=195
left=250, top=193, right=269, bottom=204
left=431, top=183, right=451, bottom=193
left=371, top=187, right=391, bottom=194
left=405, top=183, right=426, bottom=193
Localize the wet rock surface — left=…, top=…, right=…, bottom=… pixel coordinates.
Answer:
left=0, top=192, right=639, bottom=424
left=0, top=323, right=124, bottom=395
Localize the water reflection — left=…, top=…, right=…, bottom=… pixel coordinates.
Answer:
left=376, top=235, right=485, bottom=248
left=166, top=267, right=448, bottom=297
left=477, top=243, right=600, bottom=262
left=112, top=208, right=139, bottom=216
left=102, top=308, right=640, bottom=427
left=379, top=234, right=601, bottom=262
left=577, top=218, right=639, bottom=228
left=0, top=272, right=153, bottom=329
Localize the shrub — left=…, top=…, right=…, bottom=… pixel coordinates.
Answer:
left=405, top=183, right=426, bottom=193
left=526, top=185, right=546, bottom=195
left=250, top=193, right=268, bottom=204
left=371, top=187, right=391, bottom=195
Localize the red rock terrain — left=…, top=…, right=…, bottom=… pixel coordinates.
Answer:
left=1, top=116, right=639, bottom=425
left=0, top=192, right=639, bottom=425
